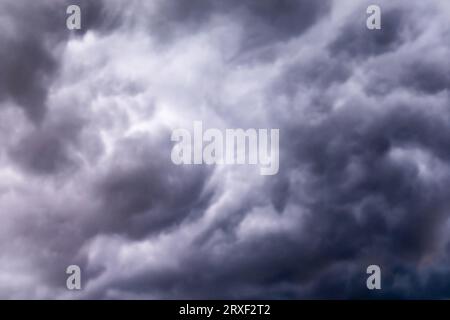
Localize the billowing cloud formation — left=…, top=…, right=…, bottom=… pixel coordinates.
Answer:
left=1, top=0, right=450, bottom=299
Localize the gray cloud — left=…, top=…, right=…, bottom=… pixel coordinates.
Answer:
left=1, top=0, right=450, bottom=299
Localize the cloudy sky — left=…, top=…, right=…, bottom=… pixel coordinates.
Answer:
left=1, top=0, right=450, bottom=299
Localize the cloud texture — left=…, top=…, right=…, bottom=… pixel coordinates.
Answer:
left=1, top=0, right=450, bottom=299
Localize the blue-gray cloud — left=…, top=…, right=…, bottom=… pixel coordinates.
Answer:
left=0, top=0, right=450, bottom=299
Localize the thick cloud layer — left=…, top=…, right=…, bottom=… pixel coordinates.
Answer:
left=1, top=0, right=450, bottom=299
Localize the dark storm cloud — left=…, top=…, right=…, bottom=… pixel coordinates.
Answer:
left=0, top=0, right=120, bottom=123
left=0, top=1, right=63, bottom=122
left=272, top=53, right=352, bottom=99
left=280, top=105, right=450, bottom=297
left=400, top=60, right=450, bottom=94
left=151, top=0, right=330, bottom=54
left=329, top=6, right=414, bottom=59
left=9, top=112, right=84, bottom=175
left=2, top=0, right=450, bottom=300
left=92, top=132, right=214, bottom=239
left=3, top=129, right=216, bottom=295
left=366, top=58, right=450, bottom=96
left=229, top=0, right=331, bottom=53
left=91, top=234, right=312, bottom=299
left=122, top=100, right=450, bottom=299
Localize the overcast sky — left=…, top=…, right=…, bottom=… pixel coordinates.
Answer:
left=1, top=0, right=450, bottom=299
